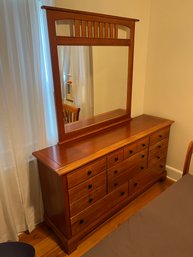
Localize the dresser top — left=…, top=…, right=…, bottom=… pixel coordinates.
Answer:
left=33, top=114, right=173, bottom=175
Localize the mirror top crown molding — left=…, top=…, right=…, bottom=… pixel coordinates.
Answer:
left=42, top=5, right=139, bottom=144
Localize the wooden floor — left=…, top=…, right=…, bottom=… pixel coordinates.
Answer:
left=19, top=178, right=174, bottom=257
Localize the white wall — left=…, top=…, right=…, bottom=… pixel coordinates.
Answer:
left=50, top=0, right=151, bottom=116
left=144, top=0, right=193, bottom=176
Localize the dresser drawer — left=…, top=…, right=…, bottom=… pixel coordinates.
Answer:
left=70, top=186, right=106, bottom=217
left=124, top=137, right=149, bottom=160
left=148, top=146, right=167, bottom=164
left=70, top=183, right=128, bottom=235
left=67, top=157, right=106, bottom=188
left=150, top=127, right=170, bottom=145
left=149, top=138, right=168, bottom=156
left=108, top=149, right=148, bottom=178
left=148, top=158, right=167, bottom=173
left=136, top=137, right=149, bottom=152
left=107, top=149, right=124, bottom=168
left=129, top=170, right=158, bottom=196
left=68, top=171, right=106, bottom=203
left=108, top=163, right=147, bottom=192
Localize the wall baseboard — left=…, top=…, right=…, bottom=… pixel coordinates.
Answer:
left=166, top=165, right=182, bottom=181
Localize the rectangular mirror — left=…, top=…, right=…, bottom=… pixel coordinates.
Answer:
left=42, top=6, right=138, bottom=143
left=57, top=46, right=128, bottom=132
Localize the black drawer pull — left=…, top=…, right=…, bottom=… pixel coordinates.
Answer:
left=157, top=156, right=161, bottom=160
left=114, top=157, right=119, bottom=162
left=141, top=154, right=145, bottom=158
left=158, top=145, right=162, bottom=148
left=88, top=198, right=93, bottom=203
left=120, top=191, right=125, bottom=196
left=159, top=134, right=163, bottom=138
left=129, top=150, right=133, bottom=154
left=114, top=170, right=118, bottom=174
left=114, top=182, right=118, bottom=187
left=88, top=184, right=93, bottom=189
left=87, top=170, right=92, bottom=176
left=134, top=182, right=138, bottom=187
left=160, top=164, right=164, bottom=168
left=140, top=166, right=144, bottom=170
left=79, top=219, right=84, bottom=224
left=142, top=143, right=146, bottom=147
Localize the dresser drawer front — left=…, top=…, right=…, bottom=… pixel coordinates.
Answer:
left=150, top=127, right=170, bottom=145
left=148, top=158, right=167, bottom=173
left=123, top=142, right=137, bottom=159
left=129, top=170, right=158, bottom=196
left=67, top=158, right=106, bottom=188
left=68, top=171, right=106, bottom=203
left=70, top=186, right=106, bottom=217
left=108, top=149, right=148, bottom=178
left=136, top=137, right=149, bottom=152
left=108, top=162, right=147, bottom=192
left=149, top=138, right=169, bottom=157
left=107, top=149, right=124, bottom=168
left=70, top=183, right=128, bottom=235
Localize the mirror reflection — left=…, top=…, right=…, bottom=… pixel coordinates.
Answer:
left=57, top=46, right=128, bottom=130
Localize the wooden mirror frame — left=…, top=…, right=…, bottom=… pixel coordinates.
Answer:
left=42, top=6, right=139, bottom=143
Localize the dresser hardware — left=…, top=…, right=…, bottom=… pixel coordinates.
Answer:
left=157, top=156, right=161, bottom=159
left=88, top=184, right=93, bottom=189
left=140, top=166, right=144, bottom=170
left=79, top=219, right=84, bottom=224
left=160, top=164, right=164, bottom=168
left=141, top=154, right=145, bottom=158
left=159, top=134, right=163, bottom=138
left=129, top=150, right=133, bottom=154
left=114, top=182, right=118, bottom=187
left=114, top=157, right=119, bottom=161
left=88, top=198, right=93, bottom=203
left=120, top=192, right=125, bottom=196
left=114, top=170, right=118, bottom=174
left=87, top=170, right=92, bottom=176
left=134, top=182, right=138, bottom=187
left=158, top=145, right=162, bottom=148
left=142, top=143, right=146, bottom=147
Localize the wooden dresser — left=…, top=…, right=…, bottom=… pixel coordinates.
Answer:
left=33, top=114, right=173, bottom=253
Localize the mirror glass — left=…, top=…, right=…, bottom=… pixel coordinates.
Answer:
left=57, top=46, right=128, bottom=132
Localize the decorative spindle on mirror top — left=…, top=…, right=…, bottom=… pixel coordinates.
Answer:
left=42, top=6, right=139, bottom=143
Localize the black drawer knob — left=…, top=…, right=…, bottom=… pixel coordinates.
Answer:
left=160, top=164, right=164, bottom=168
left=142, top=143, right=146, bottom=147
left=87, top=170, right=92, bottom=176
left=88, top=184, right=93, bottom=189
left=157, top=156, right=161, bottom=160
left=120, top=191, right=125, bottom=196
left=141, top=154, right=145, bottom=158
left=88, top=198, right=93, bottom=203
left=140, top=166, right=144, bottom=170
left=129, top=150, right=133, bottom=154
left=114, top=157, right=119, bottom=162
left=114, top=170, right=118, bottom=174
left=134, top=182, right=138, bottom=187
left=159, top=134, right=163, bottom=138
left=158, top=145, right=162, bottom=148
left=79, top=219, right=84, bottom=224
left=114, top=182, right=118, bottom=187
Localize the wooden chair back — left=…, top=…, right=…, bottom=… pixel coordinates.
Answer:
left=183, top=141, right=193, bottom=175
left=63, top=103, right=80, bottom=123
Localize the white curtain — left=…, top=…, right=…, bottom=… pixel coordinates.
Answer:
left=0, top=0, right=57, bottom=242
left=58, top=46, right=94, bottom=119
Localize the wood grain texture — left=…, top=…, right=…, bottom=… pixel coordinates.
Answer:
left=33, top=115, right=174, bottom=175
left=19, top=178, right=174, bottom=257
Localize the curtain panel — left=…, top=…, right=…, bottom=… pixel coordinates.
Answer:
left=0, top=0, right=57, bottom=241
